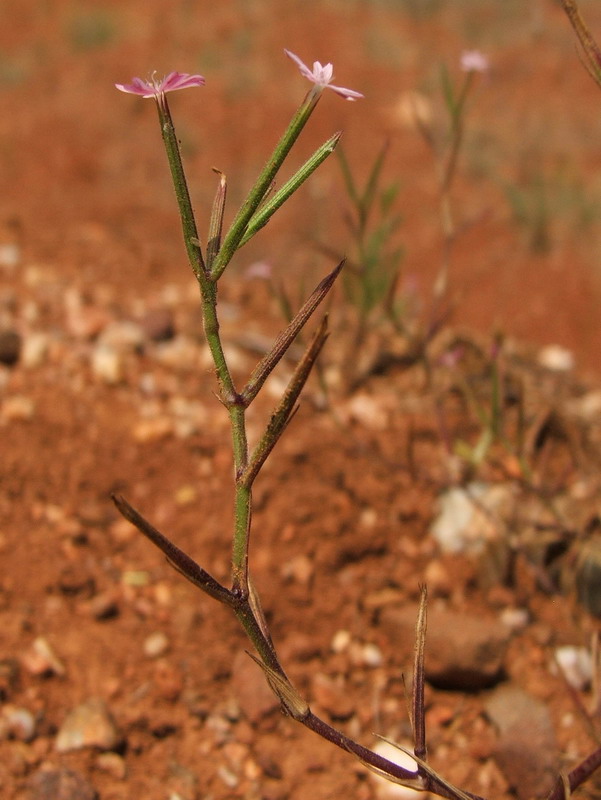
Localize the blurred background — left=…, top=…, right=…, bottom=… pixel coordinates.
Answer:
left=1, top=0, right=601, bottom=371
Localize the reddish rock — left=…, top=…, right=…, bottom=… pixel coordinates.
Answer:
left=380, top=604, right=510, bottom=690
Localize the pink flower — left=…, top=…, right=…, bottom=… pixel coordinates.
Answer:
left=115, top=71, right=205, bottom=99
left=284, top=49, right=363, bottom=101
left=460, top=50, right=489, bottom=74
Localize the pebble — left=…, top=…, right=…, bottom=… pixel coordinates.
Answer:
left=0, top=328, right=21, bottom=365
left=380, top=605, right=509, bottom=690
left=0, top=704, right=36, bottom=741
left=0, top=242, right=20, bottom=270
left=485, top=684, right=557, bottom=800
left=343, top=393, right=389, bottom=430
left=26, top=767, right=98, bottom=800
left=430, top=483, right=513, bottom=555
left=144, top=631, right=170, bottom=658
left=499, top=606, right=529, bottom=632
left=280, top=554, right=314, bottom=584
left=554, top=646, right=593, bottom=691
left=121, top=570, right=150, bottom=587
left=91, top=344, right=124, bottom=384
left=358, top=642, right=384, bottom=668
left=84, top=590, right=119, bottom=620
left=141, top=307, right=175, bottom=341
left=21, top=332, right=50, bottom=368
left=98, top=320, right=144, bottom=352
left=154, top=335, right=200, bottom=370
left=367, top=738, right=421, bottom=800
left=538, top=344, right=574, bottom=372
left=95, top=752, right=127, bottom=780
left=21, top=636, right=66, bottom=677
left=331, top=629, right=352, bottom=653
left=65, top=298, right=111, bottom=340
left=55, top=697, right=121, bottom=753
left=132, top=416, right=174, bottom=442
left=153, top=660, right=184, bottom=702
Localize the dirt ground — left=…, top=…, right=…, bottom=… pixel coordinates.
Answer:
left=2, top=1, right=601, bottom=799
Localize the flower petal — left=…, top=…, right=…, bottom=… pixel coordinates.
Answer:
left=116, top=71, right=205, bottom=98
left=285, top=48, right=363, bottom=100
left=160, top=71, right=206, bottom=92
left=460, top=50, right=489, bottom=73
left=115, top=77, right=154, bottom=96
left=328, top=84, right=364, bottom=101
left=284, top=49, right=315, bottom=82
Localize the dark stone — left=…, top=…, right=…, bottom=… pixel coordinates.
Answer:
left=0, top=329, right=21, bottom=366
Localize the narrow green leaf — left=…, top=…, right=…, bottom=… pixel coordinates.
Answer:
left=337, top=146, right=361, bottom=208
left=359, top=139, right=389, bottom=230
left=211, top=93, right=322, bottom=280
left=238, top=132, right=342, bottom=248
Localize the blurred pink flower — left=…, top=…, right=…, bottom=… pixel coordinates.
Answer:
left=460, top=50, right=489, bottom=73
left=244, top=260, right=273, bottom=281
left=115, top=71, right=205, bottom=98
left=284, top=49, right=363, bottom=101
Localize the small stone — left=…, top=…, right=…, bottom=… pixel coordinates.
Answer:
left=430, top=483, right=514, bottom=555
left=368, top=739, right=420, bottom=800
left=359, top=643, right=384, bottom=668
left=280, top=554, right=313, bottom=584
left=26, top=768, right=98, bottom=800
left=21, top=637, right=66, bottom=677
left=153, top=660, right=184, bottom=702
left=85, top=590, right=119, bottom=620
left=95, top=752, right=127, bottom=780
left=141, top=307, right=175, bottom=342
left=55, top=697, right=121, bottom=753
left=132, top=416, right=174, bottom=442
left=538, top=344, right=574, bottom=372
left=423, top=559, right=452, bottom=596
left=65, top=298, right=111, bottom=340
left=21, top=332, right=50, bottom=368
left=1, top=704, right=36, bottom=741
left=91, top=345, right=124, bottom=384
left=154, top=335, right=200, bottom=370
left=121, top=570, right=150, bottom=587
left=485, top=684, right=557, bottom=800
left=331, top=630, right=352, bottom=653
left=555, top=646, right=593, bottom=691
left=380, top=605, right=509, bottom=690
left=144, top=631, right=170, bottom=658
left=499, top=607, right=529, bottom=632
left=0, top=243, right=20, bottom=269
left=0, top=329, right=21, bottom=365
left=98, top=320, right=144, bottom=352
left=344, top=393, right=388, bottom=430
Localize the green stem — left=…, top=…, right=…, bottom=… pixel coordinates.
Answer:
left=156, top=96, right=207, bottom=286
left=210, top=89, right=322, bottom=280
left=156, top=94, right=238, bottom=407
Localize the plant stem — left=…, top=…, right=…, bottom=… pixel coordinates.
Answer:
left=210, top=90, right=321, bottom=280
